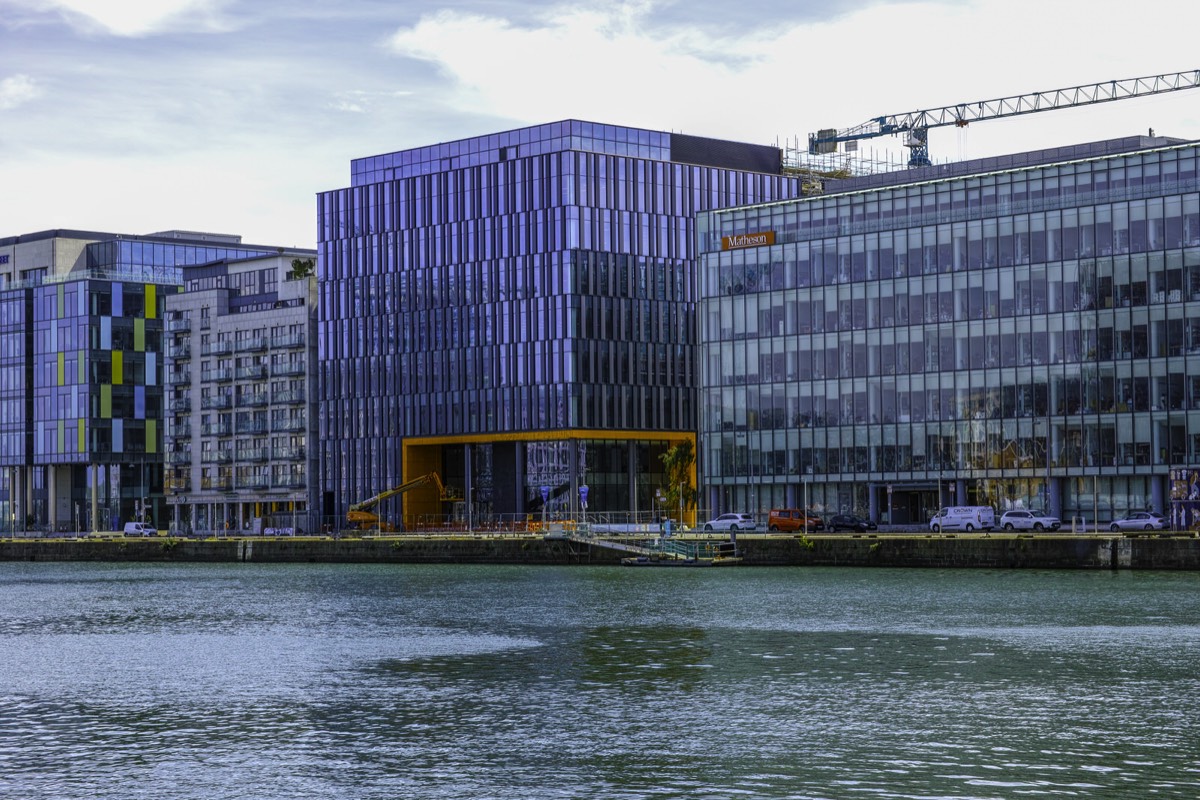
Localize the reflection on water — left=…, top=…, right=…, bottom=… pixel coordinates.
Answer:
left=2, top=563, right=1199, bottom=799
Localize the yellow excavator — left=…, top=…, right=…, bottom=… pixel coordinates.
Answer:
left=346, top=472, right=458, bottom=531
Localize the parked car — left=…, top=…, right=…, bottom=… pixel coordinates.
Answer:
left=999, top=509, right=1061, bottom=531
left=1109, top=512, right=1166, bottom=532
left=767, top=508, right=824, bottom=532
left=702, top=513, right=757, bottom=532
left=929, top=506, right=996, bottom=532
left=827, top=514, right=877, bottom=532
left=123, top=522, right=157, bottom=537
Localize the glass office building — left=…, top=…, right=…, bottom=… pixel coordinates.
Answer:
left=0, top=229, right=290, bottom=532
left=318, top=120, right=799, bottom=526
left=697, top=135, right=1200, bottom=525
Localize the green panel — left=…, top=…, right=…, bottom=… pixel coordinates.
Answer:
left=101, top=384, right=112, bottom=418
left=113, top=350, right=123, bottom=385
left=146, top=419, right=157, bottom=453
left=57, top=420, right=64, bottom=453
left=77, top=351, right=85, bottom=384
left=134, top=319, right=145, bottom=352
left=57, top=284, right=64, bottom=318
left=145, top=285, right=157, bottom=319
left=78, top=419, right=85, bottom=453
left=57, top=352, right=64, bottom=386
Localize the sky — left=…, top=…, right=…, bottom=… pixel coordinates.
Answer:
left=1, top=0, right=1197, bottom=250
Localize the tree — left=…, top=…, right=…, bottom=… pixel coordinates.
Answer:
left=289, top=257, right=315, bottom=279
left=658, top=441, right=697, bottom=521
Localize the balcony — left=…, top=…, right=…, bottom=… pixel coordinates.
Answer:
left=273, top=333, right=306, bottom=349
left=239, top=337, right=268, bottom=352
left=235, top=475, right=271, bottom=490
left=272, top=476, right=308, bottom=489
left=238, top=392, right=269, bottom=407
left=201, top=422, right=233, bottom=437
left=272, top=418, right=306, bottom=433
left=271, top=389, right=306, bottom=405
left=272, top=362, right=305, bottom=377
left=235, top=421, right=269, bottom=435
left=272, top=446, right=306, bottom=461
left=201, top=451, right=233, bottom=464
left=167, top=319, right=191, bottom=333
left=166, top=476, right=192, bottom=493
left=168, top=344, right=191, bottom=359
left=201, top=395, right=233, bottom=410
left=169, top=398, right=192, bottom=413
left=201, top=477, right=232, bottom=491
left=202, top=368, right=234, bottom=383
left=168, top=451, right=192, bottom=465
left=167, top=424, right=191, bottom=439
left=201, top=341, right=233, bottom=357
left=236, top=447, right=270, bottom=462
left=167, top=371, right=191, bottom=386
left=236, top=365, right=268, bottom=381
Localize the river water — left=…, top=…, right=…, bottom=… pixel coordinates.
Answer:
left=1, top=563, right=1198, bottom=799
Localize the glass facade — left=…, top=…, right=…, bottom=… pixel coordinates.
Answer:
left=697, top=138, right=1200, bottom=524
left=318, top=120, right=799, bottom=521
left=0, top=230, right=288, bottom=531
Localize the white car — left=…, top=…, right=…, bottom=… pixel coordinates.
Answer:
left=999, top=509, right=1061, bottom=531
left=702, top=513, right=757, bottom=531
left=1109, top=512, right=1166, bottom=532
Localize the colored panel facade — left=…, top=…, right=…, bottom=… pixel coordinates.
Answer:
left=697, top=136, right=1200, bottom=525
left=318, top=120, right=800, bottom=523
left=0, top=229, right=295, bottom=531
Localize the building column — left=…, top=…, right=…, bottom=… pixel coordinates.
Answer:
left=1048, top=478, right=1062, bottom=521
left=956, top=479, right=967, bottom=505
left=869, top=486, right=879, bottom=523
left=91, top=463, right=99, bottom=535
left=464, top=443, right=473, bottom=530
left=568, top=439, right=579, bottom=516
left=1151, top=474, right=1165, bottom=515
left=627, top=445, right=637, bottom=522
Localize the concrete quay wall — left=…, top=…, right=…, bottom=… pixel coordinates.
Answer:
left=2, top=533, right=1200, bottom=569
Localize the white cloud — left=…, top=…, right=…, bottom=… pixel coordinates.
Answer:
left=385, top=0, right=1200, bottom=164
left=18, top=0, right=236, bottom=36
left=0, top=74, right=39, bottom=109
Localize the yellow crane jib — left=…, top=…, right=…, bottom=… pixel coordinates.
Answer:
left=346, top=472, right=459, bottom=531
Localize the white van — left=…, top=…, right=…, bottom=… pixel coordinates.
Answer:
left=929, top=506, right=995, bottom=532
left=123, top=522, right=157, bottom=536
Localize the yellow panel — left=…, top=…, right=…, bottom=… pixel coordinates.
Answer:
left=101, top=385, right=112, bottom=418
left=401, top=446, right=443, bottom=522
left=112, top=350, right=123, bottom=385
left=78, top=419, right=85, bottom=452
left=146, top=420, right=156, bottom=453
left=145, top=285, right=157, bottom=319
left=57, top=352, right=64, bottom=386
left=134, top=319, right=145, bottom=352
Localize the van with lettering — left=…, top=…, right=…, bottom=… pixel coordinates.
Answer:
left=929, top=506, right=995, bottom=532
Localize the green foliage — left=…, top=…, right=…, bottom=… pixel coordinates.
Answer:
left=289, top=257, right=316, bottom=279
left=658, top=441, right=697, bottom=518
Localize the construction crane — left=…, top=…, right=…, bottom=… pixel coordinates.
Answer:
left=346, top=472, right=459, bottom=531
left=809, top=69, right=1200, bottom=168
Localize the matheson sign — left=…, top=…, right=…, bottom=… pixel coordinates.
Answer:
left=721, top=231, right=775, bottom=250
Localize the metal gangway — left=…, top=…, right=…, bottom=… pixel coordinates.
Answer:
left=549, top=523, right=732, bottom=563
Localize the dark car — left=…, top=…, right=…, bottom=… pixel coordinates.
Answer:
left=828, top=514, right=877, bottom=532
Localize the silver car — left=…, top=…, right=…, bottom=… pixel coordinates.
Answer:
left=702, top=513, right=757, bottom=531
left=1109, top=512, right=1166, bottom=532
